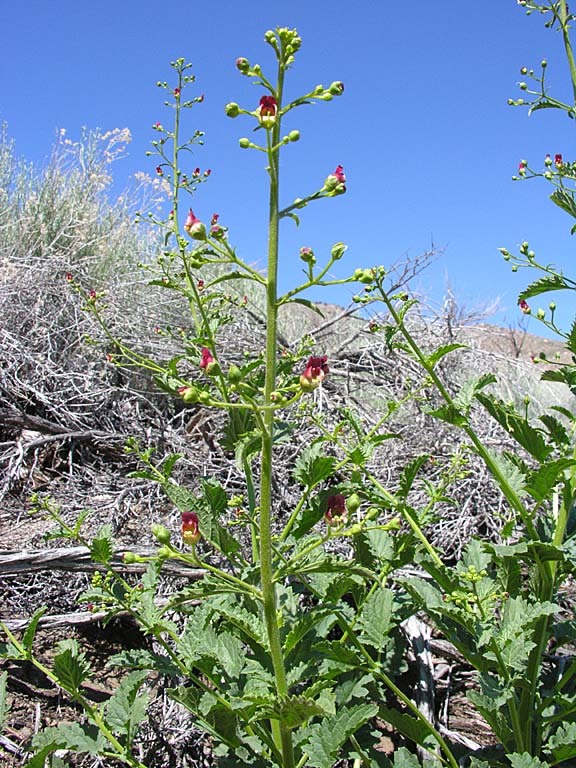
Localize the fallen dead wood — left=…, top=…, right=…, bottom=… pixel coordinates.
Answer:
left=0, top=546, right=204, bottom=579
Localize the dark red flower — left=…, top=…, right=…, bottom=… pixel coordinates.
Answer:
left=258, top=95, right=278, bottom=127
left=518, top=299, right=531, bottom=314
left=65, top=272, right=73, bottom=282
left=200, top=347, right=214, bottom=369
left=174, top=87, right=181, bottom=97
left=300, top=355, right=329, bottom=391
left=181, top=511, right=200, bottom=545
left=156, top=166, right=163, bottom=176
left=555, top=153, right=563, bottom=167
left=325, top=494, right=348, bottom=526
left=259, top=95, right=277, bottom=115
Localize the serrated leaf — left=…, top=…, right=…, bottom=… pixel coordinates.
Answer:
left=300, top=703, right=378, bottom=768
left=426, top=342, right=467, bottom=368
left=108, top=648, right=180, bottom=677
left=398, top=455, right=430, bottom=499
left=207, top=270, right=258, bottom=286
left=31, top=722, right=106, bottom=755
left=518, top=273, right=570, bottom=302
left=539, top=413, right=570, bottom=447
left=357, top=588, right=395, bottom=649
left=426, top=404, right=467, bottom=427
left=524, top=458, right=576, bottom=503
left=476, top=393, right=551, bottom=461
left=276, top=694, right=329, bottom=729
left=22, top=606, right=48, bottom=652
left=293, top=444, right=336, bottom=487
left=378, top=707, right=435, bottom=752
left=545, top=722, right=576, bottom=762
left=486, top=450, right=528, bottom=498
left=105, top=670, right=149, bottom=742
left=90, top=525, right=114, bottom=565
left=550, top=187, right=576, bottom=219
left=391, top=746, right=423, bottom=767
left=353, top=527, right=395, bottom=570
left=53, top=641, right=91, bottom=693
left=453, top=373, right=497, bottom=413
left=507, top=753, right=550, bottom=768
left=164, top=479, right=239, bottom=557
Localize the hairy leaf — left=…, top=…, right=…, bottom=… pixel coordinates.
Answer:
left=476, top=394, right=551, bottom=461
left=357, top=588, right=395, bottom=650
left=105, top=670, right=149, bottom=741
left=293, top=444, right=336, bottom=487
left=299, top=703, right=378, bottom=768
left=517, top=273, right=570, bottom=301
left=53, top=640, right=91, bottom=694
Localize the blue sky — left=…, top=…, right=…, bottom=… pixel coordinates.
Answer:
left=2, top=1, right=575, bottom=336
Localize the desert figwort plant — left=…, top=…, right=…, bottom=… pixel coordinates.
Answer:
left=4, top=12, right=576, bottom=768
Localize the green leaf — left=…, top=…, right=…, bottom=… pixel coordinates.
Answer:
left=22, top=606, right=48, bottom=652
left=486, top=449, right=528, bottom=498
left=207, top=269, right=258, bottom=287
left=357, top=588, right=395, bottom=650
left=524, top=458, right=576, bottom=503
left=31, top=722, right=106, bottom=755
left=104, top=670, right=149, bottom=742
left=550, top=187, right=576, bottom=219
left=476, top=393, right=551, bottom=461
left=90, top=525, right=114, bottom=565
left=276, top=694, right=329, bottom=729
left=453, top=373, right=497, bottom=413
left=539, top=413, right=570, bottom=447
left=108, top=648, right=180, bottom=677
left=53, top=640, right=91, bottom=694
left=391, top=747, right=424, bottom=767
left=282, top=297, right=325, bottom=316
left=426, top=403, right=467, bottom=427
left=545, top=722, right=576, bottom=762
left=0, top=671, right=10, bottom=731
left=293, top=444, right=336, bottom=487
left=398, top=455, right=430, bottom=499
left=378, top=707, right=435, bottom=752
left=300, top=703, right=378, bottom=768
left=518, top=273, right=570, bottom=302
left=507, top=753, right=550, bottom=768
left=426, top=342, right=467, bottom=368
left=164, top=479, right=239, bottom=557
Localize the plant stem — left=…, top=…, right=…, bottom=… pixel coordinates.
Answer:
left=257, top=65, right=295, bottom=768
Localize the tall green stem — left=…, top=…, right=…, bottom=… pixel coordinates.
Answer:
left=257, top=66, right=295, bottom=768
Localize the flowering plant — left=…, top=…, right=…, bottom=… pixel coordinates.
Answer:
left=2, top=10, right=576, bottom=768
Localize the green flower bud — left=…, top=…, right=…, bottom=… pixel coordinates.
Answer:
left=288, top=129, right=300, bottom=142
left=549, top=301, right=556, bottom=311
left=520, top=66, right=528, bottom=75
left=198, top=391, right=211, bottom=404
left=331, top=242, right=347, bottom=260
left=358, top=269, right=375, bottom=284
left=123, top=551, right=137, bottom=564
left=225, top=102, right=240, bottom=118
left=541, top=59, right=548, bottom=68
left=328, top=81, right=344, bottom=96
left=235, top=57, right=250, bottom=73
left=228, top=364, right=243, bottom=384
left=239, top=138, right=251, bottom=149
left=151, top=524, right=171, bottom=545
left=347, top=493, right=361, bottom=514
left=536, top=308, right=546, bottom=320
left=157, top=546, right=172, bottom=559
left=519, top=82, right=527, bottom=90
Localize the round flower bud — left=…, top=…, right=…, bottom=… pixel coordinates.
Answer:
left=228, top=364, right=243, bottom=384
left=347, top=493, right=361, bottom=514
left=329, top=81, right=345, bottom=95
left=123, top=551, right=137, bottom=564
left=331, top=242, right=347, bottom=261
left=151, top=524, right=171, bottom=545
left=225, top=102, right=240, bottom=118
left=299, top=246, right=315, bottom=263
left=541, top=59, right=548, bottom=68
left=549, top=301, right=556, bottom=311
left=239, top=138, right=251, bottom=149
left=536, top=308, right=546, bottom=320
left=288, top=130, right=300, bottom=142
left=520, top=66, right=528, bottom=75
left=236, top=57, right=250, bottom=73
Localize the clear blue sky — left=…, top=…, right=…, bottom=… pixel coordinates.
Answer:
left=2, top=1, right=575, bottom=335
